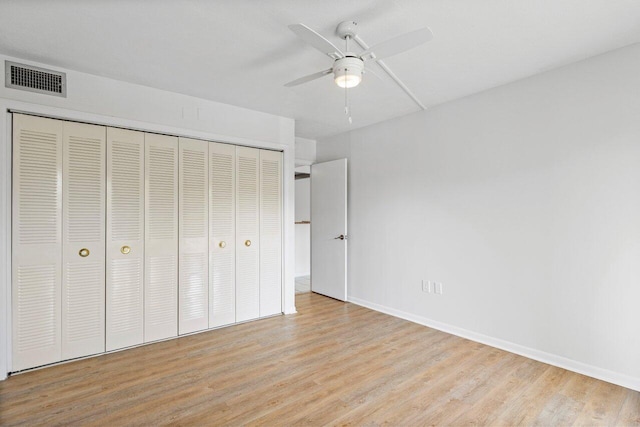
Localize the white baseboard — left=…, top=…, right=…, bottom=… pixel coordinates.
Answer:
left=347, top=296, right=640, bottom=392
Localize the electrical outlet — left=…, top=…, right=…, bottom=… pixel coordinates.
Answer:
left=421, top=280, right=431, bottom=293
left=435, top=282, right=443, bottom=294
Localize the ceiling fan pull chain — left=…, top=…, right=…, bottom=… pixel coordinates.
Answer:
left=344, top=68, right=349, bottom=116
left=343, top=33, right=354, bottom=125
left=343, top=67, right=353, bottom=124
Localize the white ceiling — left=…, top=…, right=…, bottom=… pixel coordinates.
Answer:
left=1, top=1, right=639, bottom=140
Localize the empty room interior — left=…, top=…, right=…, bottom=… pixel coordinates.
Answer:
left=1, top=1, right=640, bottom=425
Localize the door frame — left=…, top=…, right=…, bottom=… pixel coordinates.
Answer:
left=0, top=99, right=297, bottom=380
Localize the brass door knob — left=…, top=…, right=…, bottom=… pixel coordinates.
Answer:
left=245, top=240, right=251, bottom=247
left=219, top=241, right=226, bottom=248
left=121, top=245, right=131, bottom=255
left=79, top=248, right=90, bottom=257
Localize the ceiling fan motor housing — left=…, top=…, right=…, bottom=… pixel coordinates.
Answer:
left=333, top=56, right=364, bottom=88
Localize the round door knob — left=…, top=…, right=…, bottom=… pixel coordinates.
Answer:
left=79, top=248, right=90, bottom=257
left=219, top=241, right=226, bottom=248
left=121, top=245, right=131, bottom=255
left=245, top=240, right=251, bottom=247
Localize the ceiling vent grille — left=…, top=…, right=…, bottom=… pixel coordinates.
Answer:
left=5, top=61, right=66, bottom=97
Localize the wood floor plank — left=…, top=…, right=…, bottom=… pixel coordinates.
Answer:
left=0, top=291, right=638, bottom=426
left=616, top=390, right=640, bottom=426
left=572, top=379, right=629, bottom=426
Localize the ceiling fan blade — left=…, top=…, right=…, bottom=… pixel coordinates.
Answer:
left=289, top=23, right=345, bottom=59
left=284, top=68, right=333, bottom=87
left=359, top=27, right=433, bottom=62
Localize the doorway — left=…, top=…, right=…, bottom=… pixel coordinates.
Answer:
left=294, top=168, right=311, bottom=294
left=294, top=158, right=348, bottom=301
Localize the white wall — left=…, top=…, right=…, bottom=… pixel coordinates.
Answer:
left=295, top=178, right=311, bottom=277
left=317, top=44, right=640, bottom=391
left=295, top=137, right=316, bottom=165
left=0, top=54, right=297, bottom=380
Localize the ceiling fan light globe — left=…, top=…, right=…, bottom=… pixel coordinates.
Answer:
left=335, top=73, right=362, bottom=88
left=332, top=56, right=364, bottom=88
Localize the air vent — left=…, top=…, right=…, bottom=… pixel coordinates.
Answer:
left=5, top=61, right=66, bottom=97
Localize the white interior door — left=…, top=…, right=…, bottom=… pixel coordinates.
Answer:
left=259, top=150, right=282, bottom=317
left=179, top=137, right=209, bottom=334
left=144, top=133, right=178, bottom=342
left=62, top=121, right=106, bottom=359
left=209, top=142, right=236, bottom=328
left=106, top=127, right=145, bottom=351
left=311, top=159, right=347, bottom=301
left=236, top=146, right=260, bottom=322
left=12, top=114, right=63, bottom=371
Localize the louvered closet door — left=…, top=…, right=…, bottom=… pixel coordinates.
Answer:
left=179, top=137, right=209, bottom=334
left=236, top=146, right=260, bottom=322
left=145, top=133, right=178, bottom=342
left=62, top=121, right=106, bottom=360
left=259, top=150, right=283, bottom=317
left=209, top=142, right=236, bottom=328
left=12, top=114, right=63, bottom=371
left=106, top=128, right=144, bottom=351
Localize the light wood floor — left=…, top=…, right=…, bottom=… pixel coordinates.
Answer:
left=1, top=292, right=639, bottom=426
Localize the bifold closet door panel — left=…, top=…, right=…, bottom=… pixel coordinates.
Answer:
left=62, top=121, right=106, bottom=360
left=144, top=133, right=178, bottom=342
left=209, top=142, right=236, bottom=328
left=106, top=127, right=145, bottom=351
left=11, top=114, right=63, bottom=371
left=179, top=137, right=209, bottom=334
left=236, top=146, right=260, bottom=322
left=259, top=150, right=283, bottom=317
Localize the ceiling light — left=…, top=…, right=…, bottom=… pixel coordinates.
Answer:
left=335, top=72, right=361, bottom=88
left=333, top=57, right=363, bottom=89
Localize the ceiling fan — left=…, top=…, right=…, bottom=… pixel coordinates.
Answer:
left=285, top=21, right=433, bottom=95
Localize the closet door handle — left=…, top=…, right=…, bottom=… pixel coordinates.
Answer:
left=121, top=245, right=131, bottom=255
left=245, top=240, right=252, bottom=247
left=219, top=241, right=226, bottom=248
left=79, top=248, right=90, bottom=257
